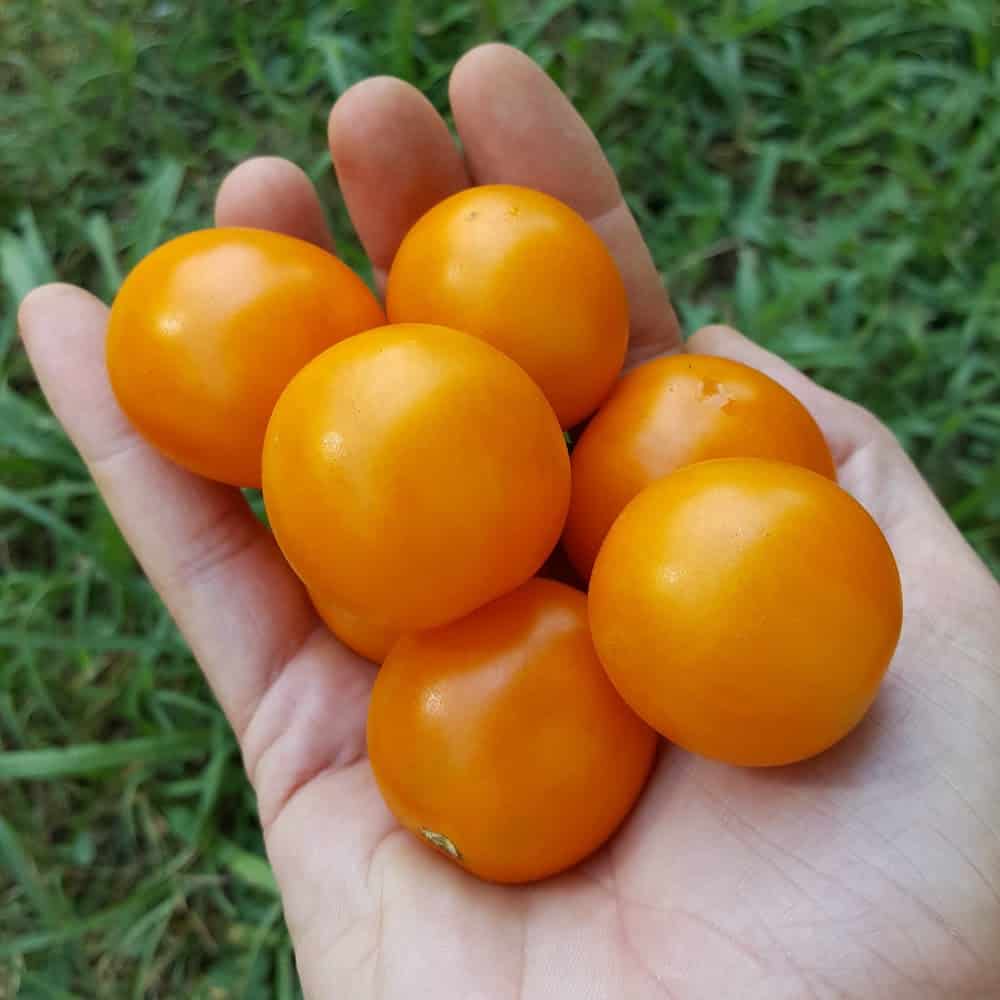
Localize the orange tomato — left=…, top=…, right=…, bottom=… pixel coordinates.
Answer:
left=262, top=324, right=570, bottom=631
left=564, top=353, right=835, bottom=579
left=386, top=185, right=628, bottom=428
left=106, top=227, right=384, bottom=487
left=309, top=590, right=398, bottom=663
left=588, top=459, right=902, bottom=767
left=367, top=578, right=657, bottom=883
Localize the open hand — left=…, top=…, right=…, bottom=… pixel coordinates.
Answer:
left=19, top=44, right=1000, bottom=999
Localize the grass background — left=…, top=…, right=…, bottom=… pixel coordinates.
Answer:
left=2, top=0, right=998, bottom=996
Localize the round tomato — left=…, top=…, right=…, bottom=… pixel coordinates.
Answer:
left=263, top=324, right=570, bottom=631
left=309, top=590, right=398, bottom=664
left=589, top=459, right=902, bottom=767
left=564, top=353, right=835, bottom=579
left=367, top=578, right=657, bottom=883
left=385, top=184, right=628, bottom=428
left=106, top=227, right=384, bottom=487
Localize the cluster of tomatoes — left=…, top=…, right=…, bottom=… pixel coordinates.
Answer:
left=107, top=184, right=902, bottom=884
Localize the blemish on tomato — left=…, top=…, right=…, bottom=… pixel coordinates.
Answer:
left=697, top=377, right=735, bottom=411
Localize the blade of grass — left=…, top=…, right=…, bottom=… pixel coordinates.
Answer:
left=126, top=160, right=185, bottom=265
left=0, top=817, right=67, bottom=924
left=0, top=735, right=208, bottom=780
left=216, top=839, right=278, bottom=897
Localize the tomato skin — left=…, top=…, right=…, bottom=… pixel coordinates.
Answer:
left=106, top=227, right=384, bottom=487
left=367, top=578, right=657, bottom=884
left=386, top=184, right=628, bottom=428
left=309, top=590, right=398, bottom=663
left=588, top=459, right=902, bottom=767
left=263, top=324, right=570, bottom=631
left=564, top=353, right=835, bottom=580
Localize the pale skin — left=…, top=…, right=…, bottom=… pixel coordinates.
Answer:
left=18, top=44, right=1000, bottom=999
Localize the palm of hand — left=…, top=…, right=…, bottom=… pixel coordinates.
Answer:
left=271, top=425, right=1000, bottom=1000
left=19, top=45, right=1000, bottom=1000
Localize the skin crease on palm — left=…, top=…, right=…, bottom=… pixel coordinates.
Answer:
left=16, top=43, right=1000, bottom=1000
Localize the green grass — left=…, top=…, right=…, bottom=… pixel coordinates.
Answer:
left=2, top=0, right=998, bottom=995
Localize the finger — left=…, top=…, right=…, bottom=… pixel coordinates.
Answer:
left=328, top=76, right=469, bottom=291
left=16, top=284, right=371, bottom=768
left=449, top=43, right=681, bottom=360
left=215, top=156, right=335, bottom=252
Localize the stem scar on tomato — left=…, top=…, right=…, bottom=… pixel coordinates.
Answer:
left=420, top=828, right=463, bottom=862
